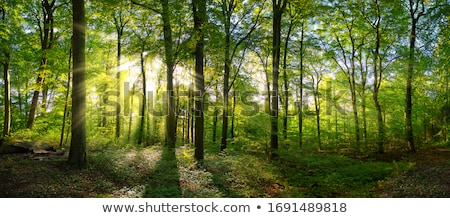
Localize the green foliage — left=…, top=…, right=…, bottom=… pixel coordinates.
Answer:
left=274, top=151, right=413, bottom=197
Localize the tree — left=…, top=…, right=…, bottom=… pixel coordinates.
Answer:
left=26, top=0, right=63, bottom=129
left=218, top=0, right=261, bottom=151
left=132, top=0, right=183, bottom=148
left=68, top=0, right=87, bottom=166
left=193, top=0, right=206, bottom=160
left=271, top=0, right=288, bottom=158
left=360, top=0, right=400, bottom=153
left=112, top=2, right=130, bottom=138
left=306, top=51, right=328, bottom=150
left=1, top=3, right=11, bottom=137
left=281, top=5, right=294, bottom=142
left=326, top=2, right=367, bottom=148
left=297, top=22, right=305, bottom=148
left=59, top=44, right=71, bottom=148
left=405, top=0, right=425, bottom=153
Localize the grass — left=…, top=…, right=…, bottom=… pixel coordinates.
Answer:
left=271, top=151, right=414, bottom=197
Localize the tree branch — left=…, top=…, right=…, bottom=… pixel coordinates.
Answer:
left=131, top=0, right=161, bottom=14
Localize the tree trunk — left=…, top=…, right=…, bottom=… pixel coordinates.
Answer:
left=161, top=0, right=176, bottom=148
left=138, top=51, right=146, bottom=145
left=3, top=52, right=11, bottom=137
left=187, top=86, right=191, bottom=143
left=193, top=0, right=206, bottom=160
left=445, top=73, right=449, bottom=142
left=127, top=84, right=135, bottom=140
left=175, top=85, right=180, bottom=140
left=1, top=6, right=9, bottom=137
left=359, top=53, right=367, bottom=142
left=373, top=22, right=384, bottom=154
left=351, top=87, right=360, bottom=146
left=27, top=0, right=56, bottom=130
left=212, top=85, right=219, bottom=143
left=41, top=87, right=48, bottom=112
left=271, top=0, right=287, bottom=158
left=406, top=0, right=423, bottom=153
left=282, top=17, right=293, bottom=143
left=220, top=3, right=231, bottom=152
left=231, top=90, right=236, bottom=139
left=68, top=0, right=87, bottom=166
left=27, top=66, right=45, bottom=129
left=115, top=26, right=122, bottom=138
left=59, top=47, right=72, bottom=148
left=314, top=82, right=321, bottom=150
left=298, top=23, right=304, bottom=148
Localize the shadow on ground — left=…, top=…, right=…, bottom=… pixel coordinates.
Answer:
left=145, top=147, right=182, bottom=197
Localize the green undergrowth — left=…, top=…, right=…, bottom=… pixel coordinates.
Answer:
left=272, top=150, right=414, bottom=197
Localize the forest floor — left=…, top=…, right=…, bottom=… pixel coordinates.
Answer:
left=0, top=142, right=449, bottom=198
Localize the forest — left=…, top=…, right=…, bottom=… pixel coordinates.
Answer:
left=0, top=0, right=449, bottom=198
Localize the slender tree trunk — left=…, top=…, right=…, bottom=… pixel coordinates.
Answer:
left=115, top=29, right=122, bottom=138
left=101, top=51, right=111, bottom=128
left=18, top=79, right=22, bottom=111
left=282, top=18, right=293, bottom=143
left=445, top=73, right=449, bottom=142
left=231, top=90, right=236, bottom=139
left=175, top=85, right=181, bottom=140
left=334, top=87, right=338, bottom=142
left=212, top=85, right=219, bottom=143
left=349, top=44, right=360, bottom=148
left=373, top=25, right=384, bottom=153
left=186, top=84, right=191, bottom=143
left=138, top=51, right=146, bottom=145
left=25, top=82, right=29, bottom=122
left=3, top=53, right=11, bottom=137
left=127, top=84, right=135, bottom=140
left=182, top=113, right=186, bottom=142
left=314, top=82, right=321, bottom=150
left=65, top=108, right=71, bottom=145
left=351, top=88, right=360, bottom=146
left=359, top=53, right=367, bottom=142
left=113, top=8, right=131, bottom=139
left=68, top=0, right=87, bottom=166
left=298, top=23, right=304, bottom=148
left=221, top=6, right=231, bottom=151
left=193, top=0, right=206, bottom=160
left=190, top=92, right=194, bottom=144
left=187, top=86, right=191, bottom=143
left=60, top=47, right=72, bottom=148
